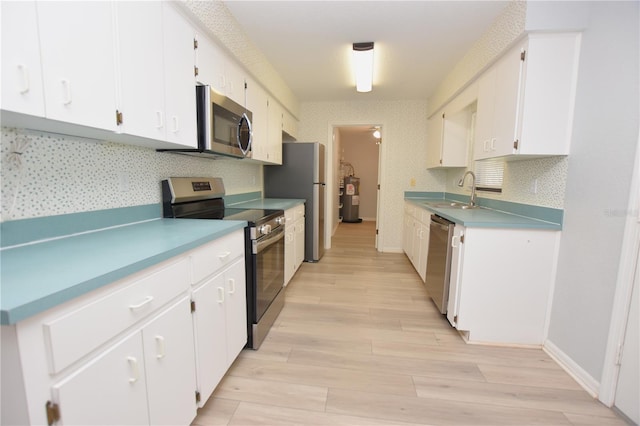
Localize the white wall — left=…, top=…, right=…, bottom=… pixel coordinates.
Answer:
left=298, top=101, right=447, bottom=252
left=546, top=1, right=639, bottom=385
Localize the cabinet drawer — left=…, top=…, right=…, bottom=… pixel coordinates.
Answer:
left=284, top=208, right=295, bottom=223
left=191, top=229, right=245, bottom=284
left=43, top=258, right=190, bottom=374
left=421, top=209, right=432, bottom=224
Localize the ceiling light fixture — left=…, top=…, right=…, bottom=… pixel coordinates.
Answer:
left=353, top=42, right=374, bottom=93
left=372, top=129, right=381, bottom=139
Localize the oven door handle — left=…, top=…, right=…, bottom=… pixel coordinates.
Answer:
left=255, top=226, right=284, bottom=254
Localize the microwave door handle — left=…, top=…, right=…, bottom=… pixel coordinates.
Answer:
left=238, top=113, right=252, bottom=156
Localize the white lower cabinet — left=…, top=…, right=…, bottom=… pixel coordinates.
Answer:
left=52, top=296, right=196, bottom=426
left=142, top=297, right=198, bottom=425
left=284, top=204, right=305, bottom=285
left=52, top=329, right=150, bottom=426
left=403, top=202, right=430, bottom=282
left=192, top=258, right=246, bottom=405
left=294, top=209, right=305, bottom=271
left=1, top=229, right=247, bottom=425
left=446, top=226, right=560, bottom=345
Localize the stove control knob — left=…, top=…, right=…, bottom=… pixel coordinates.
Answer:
left=276, top=216, right=286, bottom=226
left=259, top=224, right=271, bottom=235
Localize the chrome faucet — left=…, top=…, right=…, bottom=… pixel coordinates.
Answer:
left=457, top=171, right=477, bottom=208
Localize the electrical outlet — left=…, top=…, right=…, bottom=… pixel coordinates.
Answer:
left=410, top=177, right=416, bottom=187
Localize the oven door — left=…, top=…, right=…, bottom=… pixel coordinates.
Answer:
left=253, top=226, right=285, bottom=322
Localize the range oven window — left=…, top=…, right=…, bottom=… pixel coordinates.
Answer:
left=255, top=227, right=285, bottom=321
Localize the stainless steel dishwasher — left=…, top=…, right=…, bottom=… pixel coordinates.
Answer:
left=425, top=214, right=455, bottom=314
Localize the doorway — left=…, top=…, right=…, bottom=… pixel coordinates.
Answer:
left=332, top=125, right=382, bottom=249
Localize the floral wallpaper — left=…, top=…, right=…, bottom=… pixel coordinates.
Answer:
left=446, top=157, right=568, bottom=209
left=0, top=127, right=262, bottom=222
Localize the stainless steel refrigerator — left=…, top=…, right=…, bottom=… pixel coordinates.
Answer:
left=264, top=142, right=325, bottom=262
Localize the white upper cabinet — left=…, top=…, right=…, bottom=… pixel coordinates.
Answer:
left=0, top=1, right=45, bottom=117
left=194, top=32, right=222, bottom=90
left=36, top=1, right=118, bottom=130
left=282, top=109, right=299, bottom=141
left=161, top=3, right=198, bottom=148
left=474, top=33, right=581, bottom=160
left=195, top=35, right=245, bottom=106
left=115, top=1, right=166, bottom=141
left=116, top=2, right=197, bottom=148
left=245, top=77, right=269, bottom=161
left=245, top=77, right=283, bottom=165
left=427, top=83, right=476, bottom=169
left=267, top=97, right=283, bottom=165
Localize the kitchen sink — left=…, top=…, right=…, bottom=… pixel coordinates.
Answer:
left=424, top=201, right=478, bottom=209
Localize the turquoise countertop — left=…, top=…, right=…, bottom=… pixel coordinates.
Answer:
left=229, top=198, right=305, bottom=210
left=0, top=218, right=246, bottom=325
left=405, top=194, right=562, bottom=230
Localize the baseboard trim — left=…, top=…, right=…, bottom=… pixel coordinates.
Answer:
left=543, top=339, right=600, bottom=398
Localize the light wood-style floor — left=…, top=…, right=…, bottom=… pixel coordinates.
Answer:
left=193, top=221, right=627, bottom=426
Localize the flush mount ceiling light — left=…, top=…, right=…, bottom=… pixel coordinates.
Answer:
left=372, top=129, right=381, bottom=139
left=352, top=42, right=374, bottom=93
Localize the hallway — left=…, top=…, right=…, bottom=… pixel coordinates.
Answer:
left=193, top=221, right=626, bottom=425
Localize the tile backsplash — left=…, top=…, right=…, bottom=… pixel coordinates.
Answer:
left=0, top=127, right=262, bottom=222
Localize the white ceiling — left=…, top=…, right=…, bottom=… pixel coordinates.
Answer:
left=223, top=1, right=509, bottom=103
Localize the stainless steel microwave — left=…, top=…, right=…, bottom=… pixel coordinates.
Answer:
left=196, top=85, right=252, bottom=158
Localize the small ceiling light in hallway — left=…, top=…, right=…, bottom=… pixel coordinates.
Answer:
left=353, top=42, right=374, bottom=92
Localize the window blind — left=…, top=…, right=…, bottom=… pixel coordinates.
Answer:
left=474, top=159, right=504, bottom=192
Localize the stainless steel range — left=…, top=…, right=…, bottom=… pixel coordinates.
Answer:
left=162, top=177, right=285, bottom=349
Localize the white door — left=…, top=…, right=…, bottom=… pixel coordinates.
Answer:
left=115, top=1, right=167, bottom=141
left=192, top=270, right=227, bottom=406
left=1, top=1, right=45, bottom=116
left=614, top=257, right=639, bottom=423
left=143, top=297, right=197, bottom=426
left=52, top=332, right=149, bottom=425
left=37, top=1, right=117, bottom=130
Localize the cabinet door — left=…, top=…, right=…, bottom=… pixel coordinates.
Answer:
left=426, top=113, right=444, bottom=168
left=411, top=219, right=421, bottom=270
left=143, top=297, right=197, bottom=426
left=418, top=222, right=430, bottom=282
left=284, top=226, right=294, bottom=285
left=52, top=332, right=149, bottom=425
left=162, top=3, right=197, bottom=148
left=116, top=1, right=166, bottom=141
left=294, top=217, right=305, bottom=270
left=446, top=226, right=465, bottom=327
left=224, top=58, right=245, bottom=106
left=245, top=79, right=268, bottom=161
left=37, top=1, right=117, bottom=130
left=491, top=44, right=524, bottom=158
left=403, top=212, right=413, bottom=256
left=473, top=69, right=497, bottom=160
left=192, top=270, right=227, bottom=406
left=282, top=110, right=298, bottom=140
left=224, top=259, right=247, bottom=364
left=267, top=98, right=283, bottom=164
left=1, top=1, right=45, bottom=117
left=195, top=33, right=223, bottom=89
